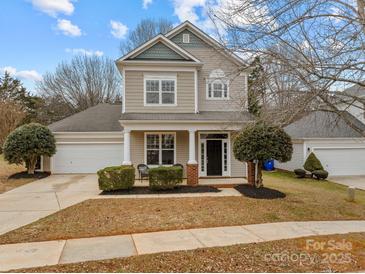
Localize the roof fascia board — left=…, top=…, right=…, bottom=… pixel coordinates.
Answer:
left=120, top=60, right=203, bottom=67
left=165, top=21, right=247, bottom=67
left=119, top=119, right=246, bottom=124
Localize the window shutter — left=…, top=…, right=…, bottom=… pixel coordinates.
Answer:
left=208, top=83, right=212, bottom=97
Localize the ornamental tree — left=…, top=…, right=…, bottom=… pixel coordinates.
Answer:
left=233, top=123, right=293, bottom=187
left=303, top=152, right=324, bottom=173
left=3, top=123, right=56, bottom=174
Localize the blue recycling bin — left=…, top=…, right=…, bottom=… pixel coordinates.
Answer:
left=263, top=159, right=274, bottom=171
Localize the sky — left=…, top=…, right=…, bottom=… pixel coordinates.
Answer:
left=0, top=0, right=217, bottom=93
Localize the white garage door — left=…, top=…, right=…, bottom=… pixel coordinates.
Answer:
left=52, top=143, right=124, bottom=173
left=313, top=148, right=365, bottom=176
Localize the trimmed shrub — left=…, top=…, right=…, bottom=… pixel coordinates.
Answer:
left=149, top=166, right=183, bottom=190
left=294, top=168, right=306, bottom=178
left=303, top=152, right=324, bottom=172
left=97, top=166, right=135, bottom=191
left=312, top=169, right=329, bottom=180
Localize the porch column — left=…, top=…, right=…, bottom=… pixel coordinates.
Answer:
left=188, top=129, right=197, bottom=164
left=187, top=129, right=198, bottom=186
left=122, top=129, right=132, bottom=165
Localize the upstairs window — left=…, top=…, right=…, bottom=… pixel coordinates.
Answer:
left=144, top=75, right=176, bottom=106
left=206, top=69, right=229, bottom=100
left=183, top=33, right=190, bottom=43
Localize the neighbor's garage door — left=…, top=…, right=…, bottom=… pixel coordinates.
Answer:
left=52, top=143, right=124, bottom=173
left=313, top=147, right=365, bottom=176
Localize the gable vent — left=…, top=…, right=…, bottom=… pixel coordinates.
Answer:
left=182, top=33, right=190, bottom=43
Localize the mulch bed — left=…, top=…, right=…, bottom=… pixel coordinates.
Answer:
left=100, top=185, right=221, bottom=195
left=234, top=184, right=286, bottom=199
left=8, top=171, right=50, bottom=180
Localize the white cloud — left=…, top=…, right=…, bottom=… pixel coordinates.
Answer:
left=65, top=48, right=104, bottom=57
left=172, top=0, right=206, bottom=24
left=57, top=19, right=82, bottom=37
left=0, top=66, right=42, bottom=82
left=143, top=0, right=153, bottom=9
left=110, top=20, right=128, bottom=39
left=30, top=0, right=74, bottom=17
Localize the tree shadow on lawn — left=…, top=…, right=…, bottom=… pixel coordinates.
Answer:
left=234, top=184, right=286, bottom=199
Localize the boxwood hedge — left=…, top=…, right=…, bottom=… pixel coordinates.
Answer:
left=149, top=166, right=183, bottom=190
left=97, top=165, right=135, bottom=191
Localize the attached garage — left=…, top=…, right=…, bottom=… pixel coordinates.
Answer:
left=43, top=104, right=125, bottom=174
left=52, top=143, right=124, bottom=174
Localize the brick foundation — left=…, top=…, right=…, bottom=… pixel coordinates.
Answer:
left=187, top=163, right=199, bottom=186
left=247, top=161, right=255, bottom=186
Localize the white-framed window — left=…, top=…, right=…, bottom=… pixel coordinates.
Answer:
left=183, top=33, right=190, bottom=43
left=144, top=75, right=177, bottom=106
left=145, top=132, right=176, bottom=166
left=206, top=69, right=229, bottom=100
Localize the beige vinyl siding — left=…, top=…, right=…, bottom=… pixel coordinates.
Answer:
left=131, top=131, right=189, bottom=177
left=275, top=142, right=304, bottom=171
left=125, top=71, right=195, bottom=113
left=171, top=30, right=247, bottom=112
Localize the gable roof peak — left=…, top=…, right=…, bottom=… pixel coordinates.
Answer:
left=116, top=33, right=202, bottom=64
left=166, top=21, right=247, bottom=67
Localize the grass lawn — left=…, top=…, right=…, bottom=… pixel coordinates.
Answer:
left=0, top=154, right=36, bottom=194
left=0, top=171, right=364, bottom=245
left=13, top=233, right=365, bottom=272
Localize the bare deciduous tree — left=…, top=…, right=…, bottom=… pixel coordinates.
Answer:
left=210, top=0, right=365, bottom=133
left=0, top=100, right=26, bottom=151
left=120, top=18, right=173, bottom=54
left=36, top=55, right=122, bottom=119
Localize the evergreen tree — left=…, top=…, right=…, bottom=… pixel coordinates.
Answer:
left=247, top=57, right=265, bottom=117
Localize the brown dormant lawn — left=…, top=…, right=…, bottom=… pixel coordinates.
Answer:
left=0, top=171, right=364, bottom=245
left=0, top=154, right=36, bottom=194
left=13, top=233, right=365, bottom=272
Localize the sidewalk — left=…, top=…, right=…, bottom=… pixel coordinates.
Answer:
left=0, top=220, right=364, bottom=271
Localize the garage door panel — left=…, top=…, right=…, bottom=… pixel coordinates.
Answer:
left=53, top=144, right=124, bottom=174
left=313, top=148, right=365, bottom=176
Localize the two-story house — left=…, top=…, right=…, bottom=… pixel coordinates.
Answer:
left=43, top=21, right=252, bottom=184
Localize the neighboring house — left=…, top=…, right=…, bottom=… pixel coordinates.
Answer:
left=42, top=21, right=252, bottom=184
left=337, top=84, right=365, bottom=124
left=276, top=111, right=365, bottom=176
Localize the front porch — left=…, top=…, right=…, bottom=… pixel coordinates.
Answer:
left=121, top=126, right=247, bottom=185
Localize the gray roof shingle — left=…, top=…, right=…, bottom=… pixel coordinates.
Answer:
left=49, top=104, right=123, bottom=132
left=284, top=111, right=365, bottom=138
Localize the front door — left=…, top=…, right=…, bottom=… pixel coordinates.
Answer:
left=206, top=140, right=222, bottom=176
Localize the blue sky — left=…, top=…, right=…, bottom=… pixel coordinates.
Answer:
left=0, top=0, right=215, bottom=93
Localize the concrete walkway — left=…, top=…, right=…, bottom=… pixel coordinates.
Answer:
left=0, top=175, right=243, bottom=235
left=0, top=220, right=364, bottom=271
left=330, top=176, right=365, bottom=190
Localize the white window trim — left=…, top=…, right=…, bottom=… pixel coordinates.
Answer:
left=144, top=132, right=177, bottom=167
left=198, top=132, right=231, bottom=177
left=144, top=74, right=177, bottom=106
left=206, top=78, right=229, bottom=100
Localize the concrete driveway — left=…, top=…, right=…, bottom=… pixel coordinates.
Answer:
left=0, top=174, right=100, bottom=235
left=330, top=176, right=365, bottom=190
